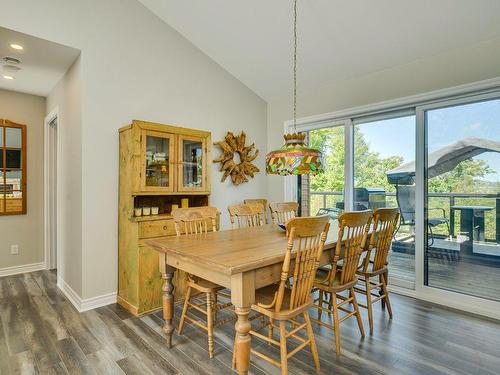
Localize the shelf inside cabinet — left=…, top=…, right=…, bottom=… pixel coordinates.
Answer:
left=132, top=191, right=210, bottom=196
left=130, top=213, right=172, bottom=222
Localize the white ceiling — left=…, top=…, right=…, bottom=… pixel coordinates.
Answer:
left=139, top=0, right=500, bottom=102
left=0, top=27, right=80, bottom=96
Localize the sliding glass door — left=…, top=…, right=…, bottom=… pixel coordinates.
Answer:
left=293, top=88, right=500, bottom=315
left=353, top=113, right=416, bottom=284
left=424, top=96, right=500, bottom=301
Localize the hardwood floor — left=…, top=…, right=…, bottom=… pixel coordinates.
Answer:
left=1, top=270, right=500, bottom=374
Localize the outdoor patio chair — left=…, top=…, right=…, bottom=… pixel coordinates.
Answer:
left=396, top=185, right=450, bottom=246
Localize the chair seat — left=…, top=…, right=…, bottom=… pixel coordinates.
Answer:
left=317, top=264, right=332, bottom=273
left=315, top=268, right=333, bottom=282
left=356, top=264, right=388, bottom=278
left=314, top=269, right=357, bottom=292
left=188, top=277, right=224, bottom=293
left=318, top=259, right=343, bottom=273
left=251, top=284, right=312, bottom=320
left=429, top=217, right=448, bottom=227
left=315, top=262, right=343, bottom=282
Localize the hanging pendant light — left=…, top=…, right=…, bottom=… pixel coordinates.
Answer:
left=266, top=0, right=324, bottom=176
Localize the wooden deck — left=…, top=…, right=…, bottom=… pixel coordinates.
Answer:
left=1, top=270, right=500, bottom=374
left=389, top=238, right=500, bottom=301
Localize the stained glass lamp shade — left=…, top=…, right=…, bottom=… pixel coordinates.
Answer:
left=266, top=0, right=324, bottom=178
left=266, top=132, right=324, bottom=176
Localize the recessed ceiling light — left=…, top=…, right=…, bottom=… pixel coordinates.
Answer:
left=3, top=75, right=14, bottom=80
left=10, top=44, right=23, bottom=50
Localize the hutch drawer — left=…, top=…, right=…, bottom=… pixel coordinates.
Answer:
left=139, top=219, right=176, bottom=239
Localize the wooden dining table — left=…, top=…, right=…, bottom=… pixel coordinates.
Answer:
left=145, top=223, right=341, bottom=375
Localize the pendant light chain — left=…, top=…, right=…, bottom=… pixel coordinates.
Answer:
left=293, top=0, right=297, bottom=131
left=265, top=0, right=324, bottom=176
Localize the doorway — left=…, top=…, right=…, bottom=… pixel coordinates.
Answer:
left=44, top=109, right=59, bottom=271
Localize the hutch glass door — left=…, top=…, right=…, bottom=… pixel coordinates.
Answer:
left=141, top=130, right=174, bottom=192
left=178, top=135, right=206, bottom=192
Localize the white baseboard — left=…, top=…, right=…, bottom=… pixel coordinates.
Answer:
left=80, top=291, right=117, bottom=312
left=0, top=262, right=46, bottom=277
left=57, top=277, right=117, bottom=313
left=57, top=277, right=81, bottom=309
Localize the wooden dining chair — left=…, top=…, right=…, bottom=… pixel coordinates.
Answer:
left=354, top=208, right=400, bottom=334
left=244, top=198, right=269, bottom=223
left=312, top=210, right=372, bottom=355
left=173, top=206, right=232, bottom=358
left=269, top=201, right=299, bottom=225
left=228, top=203, right=265, bottom=229
left=232, top=216, right=330, bottom=374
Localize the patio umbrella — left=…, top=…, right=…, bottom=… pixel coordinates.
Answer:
left=386, top=137, right=500, bottom=185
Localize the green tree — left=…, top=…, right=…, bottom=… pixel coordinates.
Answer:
left=309, top=127, right=404, bottom=193
left=309, top=127, right=345, bottom=192
left=308, top=127, right=497, bottom=238
left=428, top=159, right=494, bottom=193
left=352, top=128, right=403, bottom=192
left=309, top=127, right=493, bottom=194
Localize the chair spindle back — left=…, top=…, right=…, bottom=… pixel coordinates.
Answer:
left=269, top=202, right=299, bottom=225
left=172, top=207, right=218, bottom=236
left=244, top=199, right=268, bottom=223
left=274, top=216, right=330, bottom=312
left=328, top=210, right=372, bottom=286
left=361, top=208, right=400, bottom=272
left=228, top=203, right=265, bottom=229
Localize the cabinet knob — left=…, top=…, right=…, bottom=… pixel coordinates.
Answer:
left=163, top=226, right=167, bottom=230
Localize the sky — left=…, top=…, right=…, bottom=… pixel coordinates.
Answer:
left=356, top=98, right=500, bottom=183
left=357, top=115, right=415, bottom=162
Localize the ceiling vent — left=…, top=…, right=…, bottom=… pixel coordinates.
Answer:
left=3, top=56, right=21, bottom=65
left=2, top=56, right=22, bottom=79
left=3, top=64, right=21, bottom=73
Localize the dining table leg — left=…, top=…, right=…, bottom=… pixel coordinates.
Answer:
left=231, top=272, right=255, bottom=375
left=159, top=253, right=176, bottom=348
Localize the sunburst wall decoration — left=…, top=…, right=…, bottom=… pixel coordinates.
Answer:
left=213, top=131, right=260, bottom=185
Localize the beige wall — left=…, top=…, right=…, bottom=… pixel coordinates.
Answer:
left=0, top=89, right=45, bottom=269
left=0, top=0, right=267, bottom=299
left=46, top=57, right=82, bottom=295
left=267, top=36, right=500, bottom=202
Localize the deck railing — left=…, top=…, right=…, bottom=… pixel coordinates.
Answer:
left=310, top=190, right=500, bottom=242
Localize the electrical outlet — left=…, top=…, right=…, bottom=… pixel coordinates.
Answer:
left=10, top=244, right=19, bottom=255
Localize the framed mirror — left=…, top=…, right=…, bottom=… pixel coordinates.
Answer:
left=0, top=120, right=26, bottom=215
